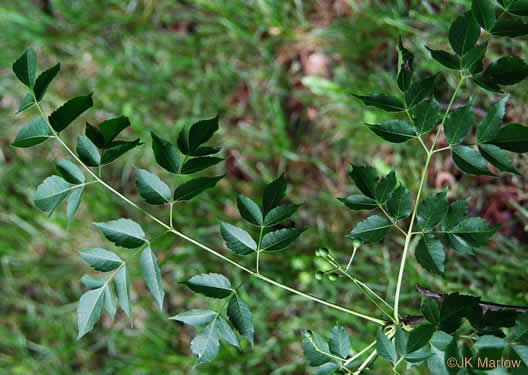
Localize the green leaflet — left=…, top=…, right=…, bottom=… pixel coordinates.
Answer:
left=12, top=48, right=37, bottom=88
left=17, top=93, right=35, bottom=113
left=140, top=246, right=165, bottom=310
left=407, top=324, right=435, bottom=353
left=395, top=326, right=408, bottom=356
left=349, top=164, right=379, bottom=198
left=449, top=11, right=480, bottom=56
left=489, top=122, right=528, bottom=153
left=173, top=176, right=223, bottom=201
left=303, top=331, right=332, bottom=366
left=66, top=186, right=83, bottom=228
left=328, top=323, right=350, bottom=359
left=479, top=144, right=520, bottom=175
left=34, top=63, right=60, bottom=101
left=79, top=248, right=123, bottom=272
left=217, top=316, right=239, bottom=348
left=184, top=273, right=233, bottom=299
left=387, top=186, right=412, bottom=221
left=86, top=122, right=105, bottom=148
left=219, top=221, right=257, bottom=255
left=12, top=117, right=53, bottom=148
left=77, top=285, right=106, bottom=339
left=366, top=120, right=416, bottom=143
left=80, top=274, right=105, bottom=289
left=151, top=132, right=180, bottom=173
left=491, top=19, right=528, bottom=37
left=376, top=329, right=397, bottom=362
left=476, top=96, right=509, bottom=144
left=426, top=48, right=460, bottom=70
left=375, top=170, right=397, bottom=203
left=114, top=266, right=133, bottom=326
left=56, top=160, right=85, bottom=184
left=135, top=167, right=171, bottom=205
left=415, top=234, right=446, bottom=275
left=412, top=99, right=442, bottom=134
left=472, top=0, right=496, bottom=30
left=49, top=94, right=93, bottom=132
left=316, top=363, right=339, bottom=375
left=417, top=191, right=448, bottom=230
left=181, top=157, right=223, bottom=174
left=227, top=294, right=254, bottom=346
left=451, top=145, right=495, bottom=176
left=103, top=284, right=117, bottom=320
left=191, top=319, right=221, bottom=366
left=481, top=56, right=528, bottom=86
left=347, top=215, right=391, bottom=244
left=263, top=204, right=301, bottom=226
left=76, top=135, right=101, bottom=167
left=397, top=38, right=414, bottom=92
left=33, top=175, right=73, bottom=216
left=94, top=218, right=147, bottom=248
left=98, top=116, right=130, bottom=147
left=460, top=42, right=487, bottom=74
left=447, top=233, right=476, bottom=255
left=263, top=174, right=287, bottom=215
left=353, top=93, right=405, bottom=112
left=100, top=139, right=142, bottom=165
left=442, top=198, right=470, bottom=231
left=405, top=75, right=437, bottom=108
left=170, top=309, right=217, bottom=327
left=178, top=116, right=220, bottom=155
left=236, top=194, right=263, bottom=225
left=190, top=146, right=221, bottom=156
left=338, top=195, right=377, bottom=211
left=444, top=101, right=475, bottom=145
left=261, top=228, right=305, bottom=252
left=449, top=217, right=498, bottom=246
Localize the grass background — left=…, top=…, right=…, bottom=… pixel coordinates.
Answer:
left=1, top=0, right=527, bottom=374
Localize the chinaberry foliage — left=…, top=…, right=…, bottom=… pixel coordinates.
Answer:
left=9, top=0, right=528, bottom=373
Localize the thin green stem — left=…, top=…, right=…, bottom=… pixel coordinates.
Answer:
left=169, top=201, right=174, bottom=228
left=378, top=204, right=406, bottom=236
left=33, top=99, right=387, bottom=326
left=346, top=246, right=358, bottom=270
left=256, top=226, right=264, bottom=274
left=393, top=75, right=466, bottom=322
left=433, top=146, right=451, bottom=154
left=343, top=339, right=376, bottom=367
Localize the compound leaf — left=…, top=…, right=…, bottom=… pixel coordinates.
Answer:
left=405, top=75, right=437, bottom=108
left=338, top=195, right=377, bottom=211
left=263, top=204, right=301, bottom=226
left=479, top=144, right=520, bottom=175
left=375, top=170, right=397, bottom=203
left=417, top=191, right=448, bottom=230
left=489, top=122, right=528, bottom=153
left=181, top=157, right=223, bottom=174
left=217, top=316, right=239, bottom=348
left=191, top=319, right=220, bottom=366
left=99, top=116, right=130, bottom=147
left=349, top=165, right=379, bottom=198
left=100, top=139, right=142, bottom=165
left=477, top=96, right=508, bottom=144
left=412, top=99, right=442, bottom=134
left=387, top=185, right=412, bottom=221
